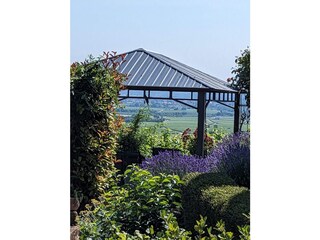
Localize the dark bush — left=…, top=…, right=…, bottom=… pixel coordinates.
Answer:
left=181, top=172, right=249, bottom=233
left=182, top=172, right=236, bottom=189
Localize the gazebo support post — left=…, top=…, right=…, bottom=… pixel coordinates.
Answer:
left=196, top=91, right=206, bottom=157
left=233, top=92, right=240, bottom=133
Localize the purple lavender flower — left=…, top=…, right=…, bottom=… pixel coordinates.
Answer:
left=141, top=151, right=218, bottom=177
left=209, top=132, right=250, bottom=188
left=141, top=133, right=250, bottom=187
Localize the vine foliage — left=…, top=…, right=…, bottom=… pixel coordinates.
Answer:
left=70, top=52, right=126, bottom=206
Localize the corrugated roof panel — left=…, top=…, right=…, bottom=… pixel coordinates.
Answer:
left=131, top=53, right=149, bottom=74
left=160, top=69, right=176, bottom=87
left=151, top=67, right=166, bottom=86
left=130, top=55, right=153, bottom=85
left=126, top=53, right=149, bottom=85
left=176, top=74, right=188, bottom=87
left=118, top=51, right=138, bottom=73
left=150, top=51, right=232, bottom=91
left=167, top=71, right=182, bottom=87
left=153, top=65, right=170, bottom=86
left=126, top=51, right=145, bottom=75
left=144, top=62, right=165, bottom=86
left=135, top=58, right=157, bottom=86
left=185, top=77, right=196, bottom=88
left=113, top=48, right=235, bottom=92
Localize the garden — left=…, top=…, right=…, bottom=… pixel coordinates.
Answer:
left=70, top=50, right=250, bottom=240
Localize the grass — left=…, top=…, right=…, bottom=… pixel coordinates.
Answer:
left=143, top=116, right=234, bottom=133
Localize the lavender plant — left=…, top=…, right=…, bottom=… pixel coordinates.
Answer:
left=141, top=132, right=250, bottom=187
left=141, top=151, right=218, bottom=177
left=210, top=132, right=250, bottom=188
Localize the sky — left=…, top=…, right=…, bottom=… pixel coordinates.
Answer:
left=71, top=0, right=249, bottom=81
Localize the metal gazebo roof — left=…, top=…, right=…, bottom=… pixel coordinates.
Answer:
left=114, top=48, right=236, bottom=92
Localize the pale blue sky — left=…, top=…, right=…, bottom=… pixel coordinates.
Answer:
left=71, top=0, right=249, bottom=80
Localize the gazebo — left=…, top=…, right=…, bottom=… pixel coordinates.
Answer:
left=113, top=48, right=242, bottom=156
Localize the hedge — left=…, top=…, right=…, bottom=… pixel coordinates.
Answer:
left=181, top=172, right=249, bottom=233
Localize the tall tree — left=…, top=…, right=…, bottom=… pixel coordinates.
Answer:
left=228, top=48, right=250, bottom=131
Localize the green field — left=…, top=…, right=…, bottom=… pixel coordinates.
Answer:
left=119, top=101, right=237, bottom=133
left=143, top=116, right=234, bottom=133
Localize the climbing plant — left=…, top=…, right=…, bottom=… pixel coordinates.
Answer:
left=70, top=52, right=126, bottom=207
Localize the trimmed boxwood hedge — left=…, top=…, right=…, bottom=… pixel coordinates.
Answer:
left=181, top=172, right=250, bottom=233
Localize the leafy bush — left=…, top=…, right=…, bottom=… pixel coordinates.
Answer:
left=141, top=151, right=218, bottom=177
left=118, top=108, right=188, bottom=157
left=181, top=128, right=213, bottom=155
left=70, top=53, right=126, bottom=206
left=79, top=209, right=250, bottom=240
left=183, top=172, right=236, bottom=188
left=201, top=186, right=250, bottom=232
left=121, top=213, right=250, bottom=240
left=181, top=127, right=228, bottom=156
left=209, top=132, right=250, bottom=188
left=181, top=172, right=237, bottom=230
left=77, top=166, right=183, bottom=238
left=181, top=172, right=250, bottom=233
left=118, top=108, right=149, bottom=153
left=137, top=123, right=188, bottom=157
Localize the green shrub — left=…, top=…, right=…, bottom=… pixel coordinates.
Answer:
left=201, top=186, right=250, bottom=233
left=77, top=166, right=183, bottom=238
left=70, top=53, right=126, bottom=206
left=118, top=109, right=188, bottom=157
left=181, top=172, right=249, bottom=233
left=118, top=108, right=149, bottom=153
left=119, top=213, right=250, bottom=240
left=137, top=123, right=189, bottom=157
left=181, top=127, right=228, bottom=156
left=79, top=209, right=250, bottom=239
left=183, top=172, right=237, bottom=189
left=181, top=172, right=236, bottom=230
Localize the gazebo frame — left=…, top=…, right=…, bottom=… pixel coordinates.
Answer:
left=113, top=48, right=246, bottom=156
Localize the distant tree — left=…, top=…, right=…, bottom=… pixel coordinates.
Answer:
left=228, top=48, right=250, bottom=131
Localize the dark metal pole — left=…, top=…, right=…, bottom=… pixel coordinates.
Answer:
left=233, top=92, right=240, bottom=133
left=196, top=91, right=206, bottom=157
